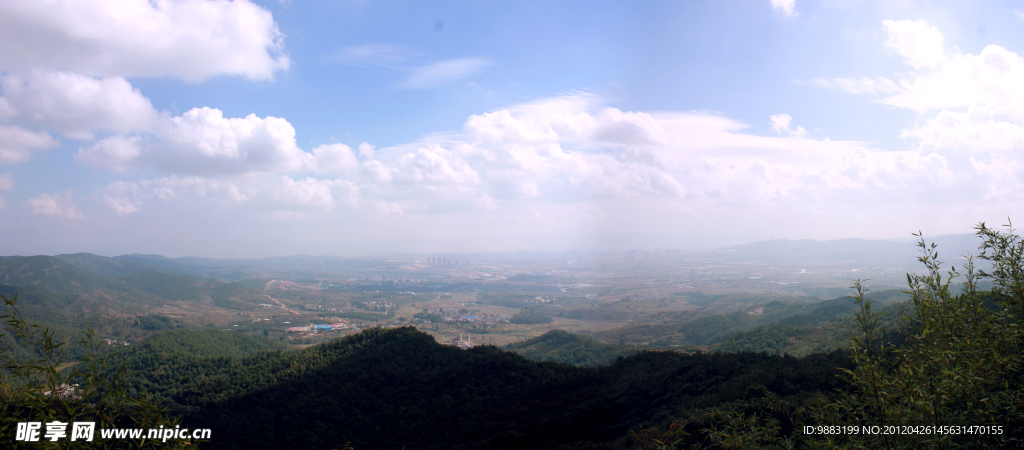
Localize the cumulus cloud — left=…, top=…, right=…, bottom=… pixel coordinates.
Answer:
left=0, top=0, right=288, bottom=81
left=98, top=174, right=359, bottom=216
left=151, top=107, right=305, bottom=174
left=310, top=144, right=359, bottom=173
left=28, top=191, right=83, bottom=219
left=0, top=125, right=60, bottom=164
left=398, top=57, right=492, bottom=89
left=84, top=90, right=984, bottom=230
left=813, top=20, right=1024, bottom=113
left=75, top=135, right=144, bottom=173
left=769, top=114, right=807, bottom=136
left=98, top=176, right=249, bottom=214
left=0, top=71, right=158, bottom=140
left=810, top=19, right=1024, bottom=209
left=883, top=19, right=947, bottom=71
left=902, top=104, right=1024, bottom=155
left=394, top=145, right=481, bottom=184
left=77, top=107, right=313, bottom=175
left=771, top=0, right=797, bottom=16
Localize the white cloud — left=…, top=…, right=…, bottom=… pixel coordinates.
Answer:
left=807, top=76, right=902, bottom=96
left=82, top=91, right=990, bottom=237
left=882, top=44, right=1024, bottom=112
left=0, top=71, right=158, bottom=140
left=769, top=114, right=807, bottom=136
left=814, top=20, right=1024, bottom=209
left=0, top=125, right=60, bottom=164
left=902, top=104, right=1024, bottom=154
left=310, top=144, right=359, bottom=173
left=394, top=145, right=481, bottom=184
left=0, top=173, right=11, bottom=209
left=76, top=108, right=371, bottom=176
left=28, top=190, right=83, bottom=219
left=398, top=57, right=492, bottom=89
left=882, top=19, right=947, bottom=71
left=75, top=135, right=144, bottom=173
left=771, top=0, right=797, bottom=16
left=0, top=0, right=288, bottom=81
left=98, top=174, right=360, bottom=216
left=271, top=176, right=350, bottom=209
left=98, top=176, right=250, bottom=214
left=77, top=107, right=308, bottom=175
left=812, top=20, right=1024, bottom=113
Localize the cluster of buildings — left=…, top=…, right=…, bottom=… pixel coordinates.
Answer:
left=357, top=301, right=394, bottom=312
left=286, top=320, right=355, bottom=334
left=427, top=308, right=512, bottom=326
left=446, top=333, right=475, bottom=349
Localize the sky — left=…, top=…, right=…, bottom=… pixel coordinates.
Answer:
left=2, top=0, right=1024, bottom=257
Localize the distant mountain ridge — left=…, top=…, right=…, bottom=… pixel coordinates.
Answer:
left=699, top=233, right=984, bottom=266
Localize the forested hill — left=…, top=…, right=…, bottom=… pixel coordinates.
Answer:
left=116, top=329, right=287, bottom=359
left=505, top=329, right=637, bottom=366
left=114, top=327, right=851, bottom=449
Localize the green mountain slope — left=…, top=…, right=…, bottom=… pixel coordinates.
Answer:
left=505, top=329, right=637, bottom=366
left=108, top=327, right=851, bottom=449
left=590, top=290, right=907, bottom=350
left=55, top=253, right=188, bottom=278
left=0, top=255, right=140, bottom=296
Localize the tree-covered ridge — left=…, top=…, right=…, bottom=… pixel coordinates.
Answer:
left=116, top=329, right=287, bottom=359
left=505, top=329, right=637, bottom=366
left=98, top=326, right=850, bottom=449
left=589, top=290, right=906, bottom=350
left=713, top=300, right=912, bottom=356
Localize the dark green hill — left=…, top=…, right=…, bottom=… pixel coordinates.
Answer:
left=109, top=327, right=850, bottom=449
left=505, top=329, right=637, bottom=367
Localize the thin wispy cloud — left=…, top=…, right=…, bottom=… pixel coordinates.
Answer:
left=397, top=57, right=492, bottom=89
left=323, top=43, right=416, bottom=68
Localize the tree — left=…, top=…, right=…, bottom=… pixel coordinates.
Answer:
left=824, top=222, right=1024, bottom=449
left=0, top=293, right=193, bottom=449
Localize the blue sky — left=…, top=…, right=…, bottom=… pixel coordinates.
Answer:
left=2, top=0, right=1024, bottom=257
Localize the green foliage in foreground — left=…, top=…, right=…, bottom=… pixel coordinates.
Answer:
left=0, top=294, right=191, bottom=449
left=505, top=329, right=637, bottom=366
